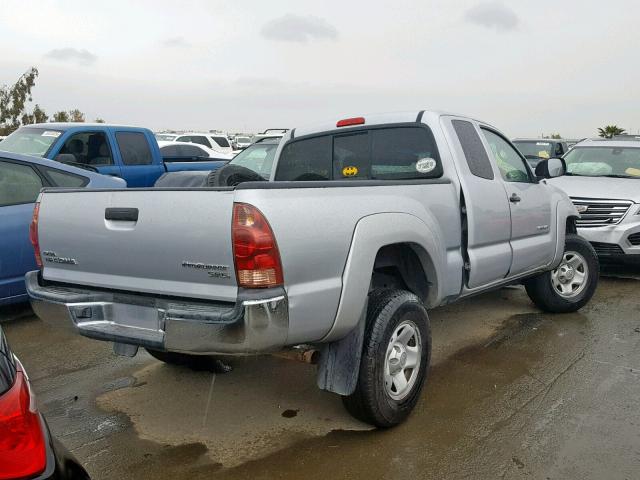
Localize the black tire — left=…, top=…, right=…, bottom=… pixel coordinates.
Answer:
left=525, top=234, right=599, bottom=313
left=342, top=289, right=431, bottom=428
left=144, top=348, right=232, bottom=373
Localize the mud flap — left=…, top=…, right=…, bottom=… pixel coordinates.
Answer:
left=316, top=303, right=367, bottom=396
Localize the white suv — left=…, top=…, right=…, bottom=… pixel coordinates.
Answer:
left=549, top=139, right=640, bottom=262
left=174, top=132, right=233, bottom=155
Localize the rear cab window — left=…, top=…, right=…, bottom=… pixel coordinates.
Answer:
left=275, top=126, right=442, bottom=181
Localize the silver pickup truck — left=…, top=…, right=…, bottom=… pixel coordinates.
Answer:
left=26, top=111, right=599, bottom=427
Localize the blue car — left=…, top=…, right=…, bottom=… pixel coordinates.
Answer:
left=0, top=151, right=125, bottom=305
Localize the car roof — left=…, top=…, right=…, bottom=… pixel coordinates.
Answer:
left=158, top=141, right=212, bottom=149
left=0, top=149, right=111, bottom=178
left=572, top=139, right=640, bottom=148
left=513, top=138, right=564, bottom=142
left=177, top=132, right=228, bottom=137
left=27, top=122, right=145, bottom=130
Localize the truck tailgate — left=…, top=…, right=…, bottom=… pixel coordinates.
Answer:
left=37, top=189, right=238, bottom=302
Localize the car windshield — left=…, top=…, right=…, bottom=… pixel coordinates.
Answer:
left=228, top=142, right=279, bottom=178
left=564, top=146, right=640, bottom=178
left=513, top=141, right=554, bottom=159
left=0, top=127, right=62, bottom=156
left=236, top=137, right=250, bottom=143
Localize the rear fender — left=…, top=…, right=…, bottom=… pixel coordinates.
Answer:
left=320, top=212, right=444, bottom=343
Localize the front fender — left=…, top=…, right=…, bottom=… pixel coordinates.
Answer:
left=320, top=212, right=446, bottom=342
left=551, top=189, right=580, bottom=268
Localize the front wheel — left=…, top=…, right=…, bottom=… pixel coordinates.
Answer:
left=525, top=234, right=599, bottom=313
left=342, top=289, right=431, bottom=428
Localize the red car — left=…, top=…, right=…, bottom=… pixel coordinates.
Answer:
left=0, top=326, right=89, bottom=480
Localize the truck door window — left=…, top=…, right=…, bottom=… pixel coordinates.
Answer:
left=481, top=129, right=532, bottom=183
left=452, top=120, right=494, bottom=180
left=58, top=132, right=113, bottom=166
left=115, top=132, right=153, bottom=165
left=0, top=160, right=43, bottom=206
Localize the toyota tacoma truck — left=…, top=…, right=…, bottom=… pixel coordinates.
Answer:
left=26, top=111, right=599, bottom=427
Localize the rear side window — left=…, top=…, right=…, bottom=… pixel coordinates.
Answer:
left=115, top=132, right=153, bottom=165
left=275, top=126, right=441, bottom=181
left=159, top=145, right=178, bottom=156
left=41, top=167, right=88, bottom=187
left=452, top=120, right=494, bottom=180
left=0, top=160, right=43, bottom=206
left=212, top=136, right=230, bottom=148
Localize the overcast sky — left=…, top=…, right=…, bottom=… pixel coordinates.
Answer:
left=0, top=0, right=638, bottom=137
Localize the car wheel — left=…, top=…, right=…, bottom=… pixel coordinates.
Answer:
left=342, top=289, right=431, bottom=428
left=145, top=348, right=232, bottom=373
left=525, top=234, right=599, bottom=313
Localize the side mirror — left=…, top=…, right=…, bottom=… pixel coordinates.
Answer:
left=535, top=157, right=566, bottom=179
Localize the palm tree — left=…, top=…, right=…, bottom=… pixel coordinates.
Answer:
left=598, top=125, right=626, bottom=139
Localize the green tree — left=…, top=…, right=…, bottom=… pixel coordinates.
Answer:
left=598, top=125, right=626, bottom=139
left=68, top=109, right=85, bottom=122
left=550, top=133, right=561, bottom=139
left=94, top=118, right=105, bottom=123
left=0, top=67, right=39, bottom=135
left=52, top=111, right=70, bottom=122
left=21, top=104, right=49, bottom=125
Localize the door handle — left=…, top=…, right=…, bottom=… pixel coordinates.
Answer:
left=509, top=193, right=521, bottom=203
left=105, top=208, right=138, bottom=221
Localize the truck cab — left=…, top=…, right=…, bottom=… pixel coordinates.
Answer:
left=0, top=123, right=226, bottom=187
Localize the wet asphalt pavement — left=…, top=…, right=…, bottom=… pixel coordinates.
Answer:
left=1, top=264, right=639, bottom=479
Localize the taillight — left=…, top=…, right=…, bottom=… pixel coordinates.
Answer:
left=29, top=202, right=42, bottom=269
left=232, top=203, right=283, bottom=288
left=336, top=117, right=365, bottom=127
left=0, top=369, right=46, bottom=480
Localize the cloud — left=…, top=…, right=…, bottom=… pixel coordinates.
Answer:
left=261, top=14, right=338, bottom=42
left=44, top=48, right=97, bottom=66
left=464, top=2, right=519, bottom=32
left=161, top=36, right=191, bottom=48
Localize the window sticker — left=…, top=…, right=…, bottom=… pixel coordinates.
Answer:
left=42, top=131, right=61, bottom=138
left=342, top=166, right=358, bottom=177
left=416, top=157, right=437, bottom=173
left=536, top=142, right=550, bottom=146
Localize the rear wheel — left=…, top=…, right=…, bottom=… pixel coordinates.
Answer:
left=342, top=289, right=431, bottom=428
left=525, top=234, right=599, bottom=313
left=145, top=348, right=232, bottom=373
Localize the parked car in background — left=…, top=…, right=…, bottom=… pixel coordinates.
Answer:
left=0, top=123, right=225, bottom=187
left=251, top=128, right=288, bottom=143
left=154, top=132, right=179, bottom=142
left=0, top=152, right=125, bottom=305
left=513, top=138, right=569, bottom=168
left=548, top=139, right=640, bottom=262
left=0, top=326, right=90, bottom=479
left=26, top=110, right=598, bottom=427
left=174, top=133, right=234, bottom=155
left=219, top=136, right=280, bottom=180
left=157, top=141, right=234, bottom=161
left=233, top=136, right=252, bottom=150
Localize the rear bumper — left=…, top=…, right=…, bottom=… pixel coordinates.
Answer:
left=25, top=271, right=289, bottom=355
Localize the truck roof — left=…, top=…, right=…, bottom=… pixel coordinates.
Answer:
left=290, top=110, right=494, bottom=138
left=28, top=122, right=149, bottom=131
